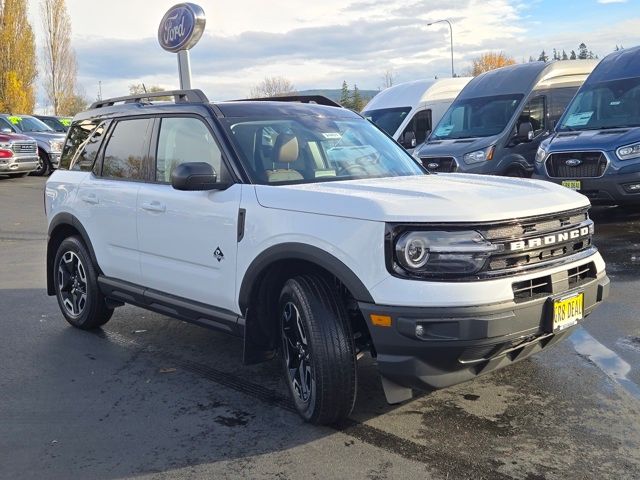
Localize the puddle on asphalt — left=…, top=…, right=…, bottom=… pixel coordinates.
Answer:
left=571, top=326, right=640, bottom=400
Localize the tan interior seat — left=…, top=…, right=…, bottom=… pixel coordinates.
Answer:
left=265, top=133, right=304, bottom=182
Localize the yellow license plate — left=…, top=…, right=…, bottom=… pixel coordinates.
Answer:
left=561, top=180, right=581, bottom=190
left=553, top=292, right=584, bottom=331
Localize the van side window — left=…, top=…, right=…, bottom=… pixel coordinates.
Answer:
left=100, top=118, right=153, bottom=180
left=520, top=96, right=546, bottom=135
left=401, top=110, right=432, bottom=145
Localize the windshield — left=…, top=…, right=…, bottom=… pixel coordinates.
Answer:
left=363, top=107, right=411, bottom=136
left=432, top=94, right=524, bottom=139
left=558, top=76, right=640, bottom=131
left=6, top=115, right=54, bottom=133
left=222, top=115, right=425, bottom=185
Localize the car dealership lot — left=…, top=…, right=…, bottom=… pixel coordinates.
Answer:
left=1, top=176, right=639, bottom=480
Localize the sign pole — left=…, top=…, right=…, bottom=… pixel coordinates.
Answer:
left=177, top=50, right=192, bottom=89
left=158, top=3, right=206, bottom=91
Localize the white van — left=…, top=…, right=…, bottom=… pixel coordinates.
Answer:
left=362, top=77, right=472, bottom=152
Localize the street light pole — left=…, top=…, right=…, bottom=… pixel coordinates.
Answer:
left=427, top=19, right=454, bottom=78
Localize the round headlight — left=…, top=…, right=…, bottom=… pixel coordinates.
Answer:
left=402, top=233, right=430, bottom=269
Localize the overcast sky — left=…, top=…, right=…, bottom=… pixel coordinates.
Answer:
left=26, top=0, right=639, bottom=109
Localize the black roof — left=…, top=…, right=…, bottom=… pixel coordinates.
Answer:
left=215, top=100, right=357, bottom=119
left=458, top=61, right=549, bottom=99
left=587, top=45, right=640, bottom=84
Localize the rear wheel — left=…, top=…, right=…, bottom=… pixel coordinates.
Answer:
left=31, top=149, right=50, bottom=176
left=54, top=236, right=113, bottom=329
left=279, top=275, right=357, bottom=425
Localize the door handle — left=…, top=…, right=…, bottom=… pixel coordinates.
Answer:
left=81, top=194, right=99, bottom=205
left=141, top=201, right=166, bottom=213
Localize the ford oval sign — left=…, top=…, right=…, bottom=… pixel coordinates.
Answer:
left=158, top=3, right=206, bottom=53
left=565, top=158, right=582, bottom=167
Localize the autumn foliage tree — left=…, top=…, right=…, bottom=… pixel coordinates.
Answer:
left=0, top=0, right=38, bottom=113
left=468, top=52, right=516, bottom=77
left=41, top=0, right=79, bottom=115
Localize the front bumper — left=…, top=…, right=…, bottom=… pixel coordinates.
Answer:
left=359, top=273, right=609, bottom=391
left=533, top=168, right=640, bottom=205
left=0, top=157, right=39, bottom=174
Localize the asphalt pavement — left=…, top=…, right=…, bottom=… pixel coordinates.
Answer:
left=1, top=175, right=639, bottom=480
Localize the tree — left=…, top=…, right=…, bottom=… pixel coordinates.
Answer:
left=340, top=81, right=351, bottom=109
left=41, top=0, right=78, bottom=115
left=381, top=70, right=396, bottom=89
left=570, top=50, right=577, bottom=60
left=352, top=84, right=365, bottom=112
left=538, top=50, right=548, bottom=62
left=0, top=0, right=38, bottom=113
left=59, top=92, right=88, bottom=115
left=561, top=50, right=568, bottom=60
left=552, top=48, right=559, bottom=61
left=467, top=52, right=516, bottom=76
left=249, top=76, right=296, bottom=98
left=578, top=43, right=588, bottom=59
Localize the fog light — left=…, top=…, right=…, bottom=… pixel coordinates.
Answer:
left=623, top=183, right=640, bottom=193
left=415, top=325, right=425, bottom=337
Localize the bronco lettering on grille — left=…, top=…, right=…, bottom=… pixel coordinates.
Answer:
left=508, top=227, right=591, bottom=252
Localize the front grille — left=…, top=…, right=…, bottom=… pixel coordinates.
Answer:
left=512, top=262, right=597, bottom=303
left=479, top=208, right=594, bottom=276
left=420, top=156, right=457, bottom=173
left=11, top=142, right=37, bottom=155
left=545, top=151, right=607, bottom=178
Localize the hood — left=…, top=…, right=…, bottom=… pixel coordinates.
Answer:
left=546, top=128, right=640, bottom=152
left=26, top=131, right=66, bottom=142
left=254, top=174, right=589, bottom=223
left=0, top=132, right=35, bottom=142
left=416, top=136, right=498, bottom=158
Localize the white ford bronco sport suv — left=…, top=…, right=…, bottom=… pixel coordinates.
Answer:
left=45, top=90, right=609, bottom=425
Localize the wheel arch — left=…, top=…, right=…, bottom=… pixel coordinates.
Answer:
left=500, top=154, right=533, bottom=176
left=238, top=243, right=375, bottom=364
left=47, top=213, right=100, bottom=296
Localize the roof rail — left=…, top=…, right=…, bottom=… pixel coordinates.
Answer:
left=89, top=89, right=209, bottom=109
left=235, top=95, right=342, bottom=108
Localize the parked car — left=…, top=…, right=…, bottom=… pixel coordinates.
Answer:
left=415, top=60, right=598, bottom=175
left=34, top=115, right=72, bottom=133
left=0, top=132, right=39, bottom=177
left=533, top=46, right=640, bottom=204
left=0, top=114, right=66, bottom=176
left=46, top=90, right=608, bottom=425
left=362, top=78, right=471, bottom=153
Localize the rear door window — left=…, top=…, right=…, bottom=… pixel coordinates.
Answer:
left=100, top=118, right=153, bottom=180
left=60, top=120, right=109, bottom=171
left=520, top=96, right=547, bottom=135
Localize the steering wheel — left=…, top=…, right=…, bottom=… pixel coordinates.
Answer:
left=339, top=163, right=369, bottom=177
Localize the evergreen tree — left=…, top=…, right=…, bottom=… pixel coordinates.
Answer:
left=578, top=43, right=588, bottom=59
left=340, top=80, right=351, bottom=109
left=528, top=55, right=535, bottom=63
left=538, top=50, right=548, bottom=62
left=561, top=50, right=568, bottom=60
left=352, top=84, right=364, bottom=112
left=570, top=50, right=577, bottom=60
left=0, top=0, right=38, bottom=113
left=552, top=48, right=559, bottom=60
left=588, top=50, right=595, bottom=59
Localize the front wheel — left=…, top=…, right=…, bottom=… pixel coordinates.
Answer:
left=54, top=236, right=113, bottom=329
left=30, top=150, right=50, bottom=176
left=279, top=275, right=357, bottom=425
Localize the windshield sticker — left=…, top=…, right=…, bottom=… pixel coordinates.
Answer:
left=564, top=112, right=593, bottom=127
left=609, top=101, right=621, bottom=106
left=60, top=118, right=72, bottom=126
left=7, top=116, right=22, bottom=125
left=322, top=132, right=342, bottom=140
left=435, top=124, right=454, bottom=136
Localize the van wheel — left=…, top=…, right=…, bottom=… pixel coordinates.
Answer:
left=279, top=275, right=357, bottom=425
left=54, top=236, right=113, bottom=329
left=31, top=149, right=50, bottom=176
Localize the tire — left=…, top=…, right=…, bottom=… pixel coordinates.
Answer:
left=30, top=149, right=50, bottom=176
left=8, top=172, right=29, bottom=178
left=279, top=275, right=357, bottom=425
left=54, top=236, right=113, bottom=329
left=505, top=166, right=527, bottom=178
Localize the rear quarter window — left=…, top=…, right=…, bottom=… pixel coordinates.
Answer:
left=60, top=120, right=110, bottom=171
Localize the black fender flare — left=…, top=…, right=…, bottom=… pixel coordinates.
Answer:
left=238, top=243, right=375, bottom=313
left=46, top=213, right=100, bottom=295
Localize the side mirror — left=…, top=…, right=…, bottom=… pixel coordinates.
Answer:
left=171, top=162, right=222, bottom=191
left=400, top=131, right=416, bottom=149
left=0, top=127, right=13, bottom=134
left=517, top=122, right=534, bottom=142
